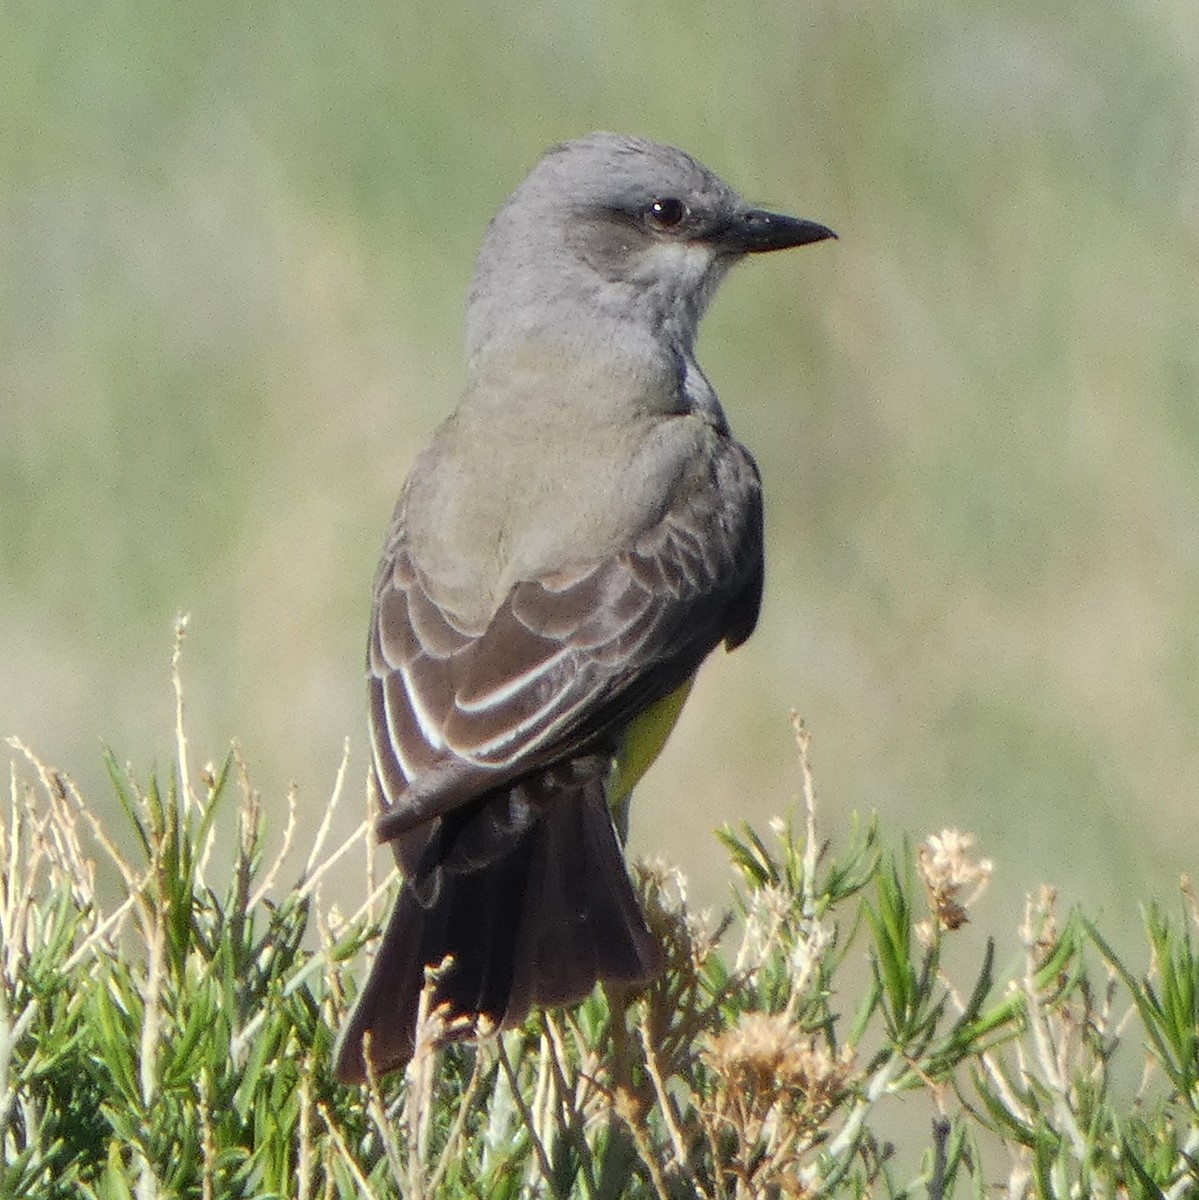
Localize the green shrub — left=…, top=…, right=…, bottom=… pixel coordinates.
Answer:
left=3, top=627, right=1197, bottom=1198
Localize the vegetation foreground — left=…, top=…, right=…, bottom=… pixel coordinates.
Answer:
left=3, top=630, right=1197, bottom=1198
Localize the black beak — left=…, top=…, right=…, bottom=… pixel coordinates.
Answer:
left=717, top=208, right=837, bottom=254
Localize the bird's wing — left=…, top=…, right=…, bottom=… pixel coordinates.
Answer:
left=368, top=437, right=762, bottom=841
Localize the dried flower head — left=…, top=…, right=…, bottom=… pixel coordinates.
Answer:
left=703, top=1011, right=853, bottom=1124
left=1024, top=884, right=1059, bottom=963
left=637, top=856, right=689, bottom=914
left=918, top=829, right=993, bottom=932
left=638, top=857, right=725, bottom=974
left=699, top=1012, right=855, bottom=1196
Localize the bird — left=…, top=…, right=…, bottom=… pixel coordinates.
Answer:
left=333, top=132, right=834, bottom=1083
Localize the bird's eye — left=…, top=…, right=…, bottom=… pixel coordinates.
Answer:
left=646, top=197, right=687, bottom=228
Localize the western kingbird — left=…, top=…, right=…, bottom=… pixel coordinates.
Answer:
left=334, top=133, right=833, bottom=1083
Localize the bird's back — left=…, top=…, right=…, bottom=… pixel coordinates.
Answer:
left=400, top=344, right=741, bottom=630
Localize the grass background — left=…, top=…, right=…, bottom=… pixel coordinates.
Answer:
left=4, top=0, right=1198, bottom=960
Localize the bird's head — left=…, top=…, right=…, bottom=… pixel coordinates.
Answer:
left=466, top=133, right=834, bottom=363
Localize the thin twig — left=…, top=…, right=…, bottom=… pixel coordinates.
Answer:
left=294, top=817, right=372, bottom=906
left=319, top=1102, right=380, bottom=1199
left=637, top=1007, right=699, bottom=1188
left=172, top=614, right=193, bottom=804
left=1020, top=897, right=1087, bottom=1157
left=541, top=1011, right=598, bottom=1196
left=364, top=1033, right=408, bottom=1196
left=248, top=782, right=296, bottom=911
left=497, top=1036, right=557, bottom=1190
left=623, top=1107, right=674, bottom=1200
left=790, top=712, right=820, bottom=925
left=198, top=1070, right=216, bottom=1200
left=427, top=1047, right=491, bottom=1197
left=303, top=736, right=352, bottom=879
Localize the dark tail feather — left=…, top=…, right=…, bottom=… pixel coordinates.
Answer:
left=333, top=769, right=663, bottom=1084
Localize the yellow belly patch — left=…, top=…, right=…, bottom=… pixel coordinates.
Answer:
left=607, top=679, right=695, bottom=837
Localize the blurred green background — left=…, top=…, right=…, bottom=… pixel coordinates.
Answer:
left=4, top=0, right=1197, bottom=954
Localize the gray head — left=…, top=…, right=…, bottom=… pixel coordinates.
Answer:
left=466, top=133, right=834, bottom=364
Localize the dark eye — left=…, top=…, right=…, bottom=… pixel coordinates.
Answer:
left=646, top=197, right=687, bottom=228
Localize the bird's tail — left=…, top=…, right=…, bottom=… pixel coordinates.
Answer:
left=333, top=763, right=664, bottom=1083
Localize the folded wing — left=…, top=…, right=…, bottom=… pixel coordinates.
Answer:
left=368, top=437, right=763, bottom=865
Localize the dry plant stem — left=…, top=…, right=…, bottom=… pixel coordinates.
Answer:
left=0, top=761, right=44, bottom=1104
left=232, top=786, right=375, bottom=1057
left=544, top=1009, right=595, bottom=1115
left=537, top=1023, right=562, bottom=1137
left=137, top=889, right=165, bottom=1112
left=248, top=777, right=297, bottom=911
left=0, top=765, right=28, bottom=974
left=198, top=1070, right=216, bottom=1200
left=70, top=768, right=146, bottom=895
left=319, top=1101, right=380, bottom=1200
left=126, top=745, right=170, bottom=1200
left=362, top=1036, right=406, bottom=1196
left=497, top=1036, right=557, bottom=1188
left=401, top=971, right=446, bottom=1196
left=533, top=1033, right=560, bottom=1184
left=1181, top=873, right=1199, bottom=934
left=233, top=917, right=371, bottom=1055
left=1165, top=1127, right=1199, bottom=1200
left=171, top=615, right=216, bottom=915
left=1109, top=977, right=1137, bottom=1044
left=1004, top=1149, right=1032, bottom=1200
left=541, top=1012, right=598, bottom=1190
left=3, top=743, right=141, bottom=976
left=960, top=893, right=1042, bottom=1129
left=172, top=614, right=195, bottom=818
left=697, top=1109, right=730, bottom=1200
left=791, top=711, right=820, bottom=927
left=973, top=1039, right=1031, bottom=1131
left=296, top=1064, right=313, bottom=1200
left=303, top=735, right=352, bottom=880
left=636, top=1007, right=694, bottom=1183
left=561, top=1004, right=595, bottom=1063
left=23, top=756, right=87, bottom=896
left=1019, top=899, right=1087, bottom=1157
left=802, top=1052, right=904, bottom=1188
left=528, top=1032, right=552, bottom=1162
left=293, top=814, right=372, bottom=906
left=425, top=1047, right=490, bottom=1198
left=621, top=1105, right=674, bottom=1200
